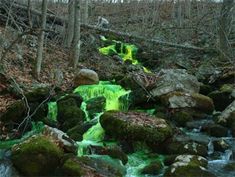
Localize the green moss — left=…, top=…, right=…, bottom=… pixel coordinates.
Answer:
left=223, top=162, right=235, bottom=171
left=11, top=136, right=63, bottom=176
left=173, top=111, right=193, bottom=127
left=61, top=158, right=84, bottom=176
left=141, top=161, right=163, bottom=175
left=25, top=87, right=50, bottom=102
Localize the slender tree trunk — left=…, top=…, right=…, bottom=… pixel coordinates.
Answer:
left=71, top=0, right=81, bottom=69
left=64, top=0, right=75, bottom=48
left=35, top=0, right=48, bottom=78
left=218, top=0, right=234, bottom=60
left=27, top=0, right=32, bottom=28
left=84, top=0, right=89, bottom=24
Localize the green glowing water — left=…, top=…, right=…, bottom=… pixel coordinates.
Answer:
left=99, top=37, right=151, bottom=73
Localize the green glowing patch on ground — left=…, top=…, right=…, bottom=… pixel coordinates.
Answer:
left=98, top=37, right=151, bottom=73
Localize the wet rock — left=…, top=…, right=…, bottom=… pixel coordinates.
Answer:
left=43, top=125, right=77, bottom=154
left=86, top=96, right=106, bottom=119
left=150, top=69, right=200, bottom=98
left=57, top=94, right=83, bottom=107
left=100, top=111, right=173, bottom=144
left=171, top=111, right=193, bottom=127
left=208, top=84, right=234, bottom=111
left=74, top=69, right=99, bottom=87
left=223, top=162, right=235, bottom=171
left=78, top=156, right=126, bottom=177
left=140, top=161, right=163, bottom=175
left=88, top=145, right=128, bottom=165
left=213, top=139, right=230, bottom=152
left=164, top=155, right=215, bottom=177
left=57, top=97, right=85, bottom=131
left=217, top=100, right=235, bottom=127
left=60, top=157, right=84, bottom=176
left=11, top=135, right=63, bottom=176
left=161, top=92, right=214, bottom=114
left=202, top=124, right=228, bottom=137
left=163, top=155, right=178, bottom=166
left=164, top=139, right=207, bottom=157
left=199, top=84, right=213, bottom=96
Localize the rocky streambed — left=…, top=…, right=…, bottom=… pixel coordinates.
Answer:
left=0, top=68, right=235, bottom=177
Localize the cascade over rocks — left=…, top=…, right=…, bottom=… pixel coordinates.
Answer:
left=100, top=111, right=173, bottom=144
left=74, top=69, right=99, bottom=87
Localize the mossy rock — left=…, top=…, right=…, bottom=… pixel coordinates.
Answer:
left=61, top=157, right=84, bottom=176
left=25, top=87, right=50, bottom=102
left=100, top=111, right=173, bottom=144
left=161, top=92, right=214, bottom=114
left=11, top=135, right=63, bottom=176
left=78, top=156, right=125, bottom=177
left=208, top=89, right=234, bottom=111
left=0, top=100, right=26, bottom=123
left=140, top=161, right=163, bottom=175
left=199, top=84, right=213, bottom=95
left=223, top=162, right=235, bottom=171
left=89, top=145, right=128, bottom=165
left=172, top=111, right=193, bottom=127
left=57, top=94, right=83, bottom=107
left=205, top=124, right=228, bottom=137
left=86, top=96, right=106, bottom=119
left=164, top=155, right=215, bottom=177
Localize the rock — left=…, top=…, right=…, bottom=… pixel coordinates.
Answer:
left=161, top=92, right=214, bottom=114
left=217, top=100, right=235, bottom=127
left=25, top=87, right=50, bottom=102
left=213, top=139, right=230, bottom=152
left=199, top=84, right=213, bottom=96
left=208, top=84, right=234, bottom=111
left=150, top=69, right=200, bottom=98
left=43, top=125, right=77, bottom=153
left=223, top=162, right=235, bottom=171
left=164, top=138, right=207, bottom=157
left=74, top=69, right=99, bottom=87
left=78, top=156, right=126, bottom=177
left=163, top=155, right=215, bottom=177
left=57, top=94, right=83, bottom=108
left=86, top=96, right=106, bottom=119
left=140, top=161, right=163, bottom=175
left=171, top=111, right=193, bottom=127
left=88, top=145, right=128, bottom=165
left=100, top=111, right=173, bottom=144
left=60, top=156, right=107, bottom=177
left=11, top=135, right=63, bottom=176
left=202, top=124, right=228, bottom=137
left=57, top=97, right=85, bottom=131
left=163, top=155, right=178, bottom=166
left=0, top=100, right=26, bottom=123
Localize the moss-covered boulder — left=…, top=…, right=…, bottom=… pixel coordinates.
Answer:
left=78, top=156, right=126, bottom=177
left=161, top=92, right=214, bottom=114
left=61, top=157, right=84, bottom=176
left=89, top=145, right=128, bottom=165
left=199, top=84, right=213, bottom=95
left=25, top=87, right=50, bottom=102
left=208, top=84, right=234, bottom=111
left=57, top=97, right=85, bottom=131
left=164, top=155, right=215, bottom=177
left=223, top=162, right=235, bottom=171
left=100, top=111, right=173, bottom=144
left=11, top=135, right=63, bottom=176
left=202, top=123, right=228, bottom=137
left=140, top=161, right=163, bottom=175
left=86, top=96, right=106, bottom=119
left=0, top=100, right=26, bottom=123
left=171, top=111, right=193, bottom=127
left=213, top=139, right=230, bottom=152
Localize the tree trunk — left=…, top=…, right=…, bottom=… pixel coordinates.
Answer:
left=64, top=0, right=75, bottom=47
left=35, top=0, right=48, bottom=78
left=27, top=0, right=32, bottom=28
left=84, top=0, right=89, bottom=24
left=71, top=0, right=81, bottom=69
left=218, top=0, right=234, bottom=60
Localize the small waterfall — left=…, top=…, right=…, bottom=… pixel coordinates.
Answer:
left=208, top=139, right=214, bottom=155
left=222, top=149, right=233, bottom=161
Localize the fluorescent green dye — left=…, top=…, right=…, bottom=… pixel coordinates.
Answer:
left=99, top=38, right=151, bottom=73
left=0, top=122, right=44, bottom=149
left=47, top=102, right=57, bottom=121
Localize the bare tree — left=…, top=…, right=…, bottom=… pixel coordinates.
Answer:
left=70, top=0, right=81, bottom=69
left=218, top=0, right=234, bottom=60
left=35, top=0, right=48, bottom=78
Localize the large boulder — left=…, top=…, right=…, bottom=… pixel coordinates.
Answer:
left=100, top=111, right=173, bottom=144
left=208, top=84, right=234, bottom=111
left=161, top=92, right=214, bottom=114
left=150, top=69, right=200, bottom=98
left=217, top=100, right=235, bottom=127
left=74, top=69, right=99, bottom=87
left=164, top=155, right=215, bottom=177
left=11, top=135, right=63, bottom=176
